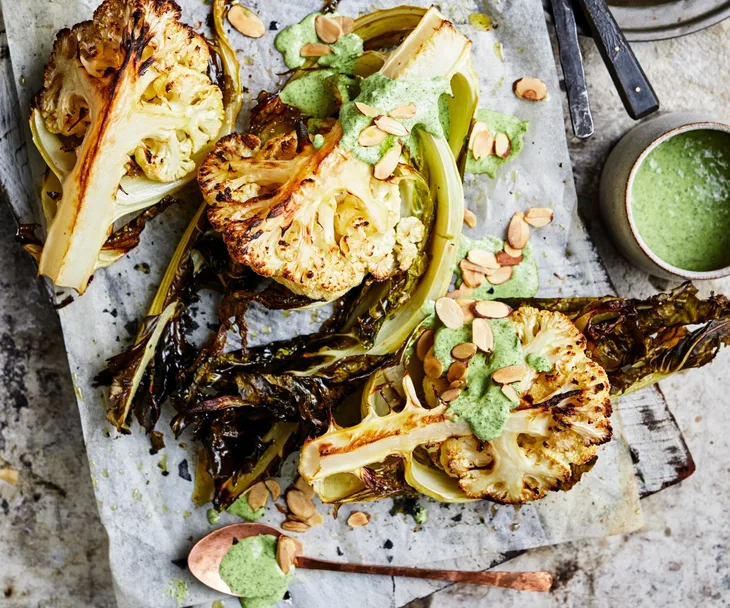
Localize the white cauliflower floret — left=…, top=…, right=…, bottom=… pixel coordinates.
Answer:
left=198, top=123, right=425, bottom=301
left=32, top=0, right=225, bottom=291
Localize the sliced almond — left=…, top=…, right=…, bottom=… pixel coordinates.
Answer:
left=423, top=351, right=444, bottom=379
left=435, top=297, right=465, bottom=330
left=373, top=142, right=402, bottom=180
left=472, top=318, right=494, bottom=353
left=460, top=258, right=489, bottom=274
left=496, top=251, right=523, bottom=266
left=247, top=481, right=269, bottom=511
left=293, top=476, right=315, bottom=500
left=463, top=208, right=477, bottom=228
left=306, top=511, right=324, bottom=527
left=315, top=15, right=342, bottom=44
left=492, top=364, right=527, bottom=385
left=228, top=5, right=266, bottom=38
left=354, top=102, right=380, bottom=117
left=440, top=387, right=462, bottom=403
left=282, top=519, right=310, bottom=533
left=473, top=301, right=513, bottom=319
left=525, top=207, right=554, bottom=228
left=494, top=132, right=511, bottom=159
left=462, top=269, right=485, bottom=289
left=264, top=479, right=281, bottom=501
left=276, top=536, right=298, bottom=574
left=300, top=42, right=332, bottom=57
left=451, top=342, right=477, bottom=361
left=501, top=385, right=520, bottom=402
left=416, top=329, right=435, bottom=361
left=504, top=243, right=523, bottom=258
left=389, top=102, right=417, bottom=119
left=358, top=125, right=387, bottom=147
left=472, top=129, right=495, bottom=161
left=468, top=121, right=489, bottom=150
left=459, top=299, right=476, bottom=323
left=287, top=489, right=315, bottom=519
left=335, top=16, right=356, bottom=35
left=486, top=266, right=513, bottom=285
left=514, top=77, right=548, bottom=102
left=447, top=361, right=468, bottom=383
left=347, top=511, right=371, bottom=527
left=508, top=212, right=530, bottom=250
left=449, top=380, right=465, bottom=389
left=374, top=115, right=409, bottom=137
left=446, top=287, right=472, bottom=299
left=467, top=249, right=500, bottom=269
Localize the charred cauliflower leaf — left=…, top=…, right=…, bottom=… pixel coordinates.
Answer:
left=31, top=0, right=225, bottom=292
left=199, top=124, right=423, bottom=301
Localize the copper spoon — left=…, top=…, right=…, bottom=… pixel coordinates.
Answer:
left=188, top=523, right=553, bottom=595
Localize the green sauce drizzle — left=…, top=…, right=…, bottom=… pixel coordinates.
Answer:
left=526, top=353, right=552, bottom=373
left=227, top=496, right=265, bottom=522
left=465, top=109, right=529, bottom=177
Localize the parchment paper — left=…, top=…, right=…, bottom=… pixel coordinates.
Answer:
left=0, top=0, right=644, bottom=606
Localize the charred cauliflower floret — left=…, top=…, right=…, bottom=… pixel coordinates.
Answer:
left=438, top=308, right=612, bottom=503
left=32, top=0, right=225, bottom=291
left=199, top=123, right=424, bottom=301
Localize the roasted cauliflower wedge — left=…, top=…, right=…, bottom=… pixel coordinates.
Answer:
left=31, top=0, right=226, bottom=292
left=199, top=123, right=422, bottom=301
left=299, top=306, right=613, bottom=505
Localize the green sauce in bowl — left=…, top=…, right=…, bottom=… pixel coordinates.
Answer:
left=630, top=129, right=730, bottom=272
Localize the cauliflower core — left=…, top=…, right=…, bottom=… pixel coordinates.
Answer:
left=199, top=124, right=424, bottom=301
left=299, top=307, right=613, bottom=504
left=34, top=0, right=224, bottom=291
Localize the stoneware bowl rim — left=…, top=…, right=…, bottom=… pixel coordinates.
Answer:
left=624, top=119, right=730, bottom=280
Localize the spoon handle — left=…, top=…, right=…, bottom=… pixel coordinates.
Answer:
left=296, top=557, right=553, bottom=592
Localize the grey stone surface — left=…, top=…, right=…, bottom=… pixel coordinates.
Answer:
left=1, top=12, right=730, bottom=608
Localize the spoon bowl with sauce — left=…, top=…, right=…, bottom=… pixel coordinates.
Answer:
left=188, top=522, right=554, bottom=602
left=600, top=112, right=730, bottom=280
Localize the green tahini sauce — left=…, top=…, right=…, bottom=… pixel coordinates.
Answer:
left=227, top=495, right=265, bottom=522
left=433, top=318, right=524, bottom=440
left=219, top=535, right=294, bottom=608
left=631, top=129, right=730, bottom=271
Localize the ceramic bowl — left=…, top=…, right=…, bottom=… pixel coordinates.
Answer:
left=599, top=112, right=730, bottom=281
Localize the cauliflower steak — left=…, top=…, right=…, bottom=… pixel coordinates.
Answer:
left=199, top=124, right=424, bottom=301
left=32, top=0, right=225, bottom=291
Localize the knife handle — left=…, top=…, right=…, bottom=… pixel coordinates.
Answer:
left=578, top=0, right=659, bottom=120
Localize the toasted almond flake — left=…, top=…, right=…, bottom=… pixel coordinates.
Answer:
left=525, top=207, right=554, bottom=227
left=446, top=287, right=472, bottom=299
left=447, top=361, right=468, bottom=383
left=451, top=342, right=477, bottom=361
left=416, top=329, right=435, bottom=361
left=449, top=380, right=465, bottom=389
left=468, top=121, right=489, bottom=150
left=247, top=481, right=270, bottom=511
left=335, top=16, right=356, bottom=35
left=459, top=299, right=476, bottom=323
left=306, top=511, right=324, bottom=526
left=472, top=129, right=495, bottom=161
left=472, top=318, right=494, bottom=353
left=373, top=142, right=402, bottom=180
left=374, top=115, right=409, bottom=136
left=461, top=269, right=485, bottom=289
left=473, top=301, right=513, bottom=319
left=492, top=364, right=527, bottom=385
left=282, top=520, right=310, bottom=533
left=293, top=476, right=315, bottom=499
left=514, top=77, right=548, bottom=102
left=264, top=479, right=281, bottom=501
left=358, top=125, right=387, bottom=147
left=287, top=489, right=315, bottom=519
left=389, top=102, right=417, bottom=119
left=228, top=5, right=266, bottom=38
left=496, top=250, right=523, bottom=266
left=347, top=511, right=371, bottom=527
left=277, top=536, right=298, bottom=574
left=486, top=265, right=513, bottom=285
left=315, top=15, right=342, bottom=43
left=508, top=212, right=530, bottom=250
left=463, top=208, right=477, bottom=228
left=436, top=297, right=465, bottom=329
left=504, top=243, right=523, bottom=257
left=440, top=387, right=462, bottom=402
left=424, top=352, right=444, bottom=379
left=501, top=385, right=520, bottom=402
left=354, top=102, right=380, bottom=117
left=494, top=132, right=511, bottom=159
left=467, top=249, right=500, bottom=269
left=0, top=467, right=18, bottom=485
left=460, top=258, right=489, bottom=274
left=300, top=42, right=332, bottom=57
